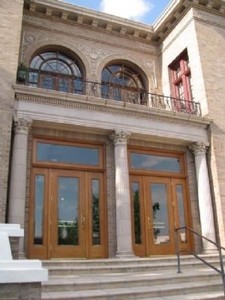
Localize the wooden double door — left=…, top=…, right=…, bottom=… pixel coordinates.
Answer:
left=28, top=168, right=107, bottom=259
left=130, top=176, right=192, bottom=256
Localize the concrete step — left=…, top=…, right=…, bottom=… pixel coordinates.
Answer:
left=42, top=279, right=223, bottom=300
left=43, top=255, right=223, bottom=276
left=42, top=269, right=220, bottom=293
left=42, top=254, right=221, bottom=268
left=42, top=255, right=225, bottom=300
left=139, top=291, right=224, bottom=300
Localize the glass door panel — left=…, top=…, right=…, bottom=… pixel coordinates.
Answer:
left=176, top=184, right=186, bottom=243
left=28, top=168, right=49, bottom=259
left=145, top=177, right=174, bottom=255
left=130, top=176, right=146, bottom=257
left=132, top=182, right=142, bottom=245
left=173, top=178, right=192, bottom=252
left=51, top=170, right=85, bottom=258
left=151, top=183, right=170, bottom=246
left=88, top=173, right=107, bottom=258
left=91, top=179, right=101, bottom=245
left=34, top=175, right=45, bottom=245
left=57, top=177, right=79, bottom=246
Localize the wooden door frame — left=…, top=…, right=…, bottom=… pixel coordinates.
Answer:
left=144, top=176, right=174, bottom=255
left=28, top=168, right=107, bottom=259
left=130, top=175, right=193, bottom=257
left=50, top=169, right=86, bottom=258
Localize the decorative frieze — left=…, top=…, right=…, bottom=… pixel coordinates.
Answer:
left=14, top=88, right=208, bottom=128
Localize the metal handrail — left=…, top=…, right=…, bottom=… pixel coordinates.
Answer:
left=21, top=71, right=202, bottom=116
left=175, top=226, right=225, bottom=296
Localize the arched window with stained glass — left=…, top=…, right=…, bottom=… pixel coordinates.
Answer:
left=28, top=50, right=84, bottom=94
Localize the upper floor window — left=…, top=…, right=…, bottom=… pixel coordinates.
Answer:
left=101, top=63, right=147, bottom=104
left=28, top=51, right=84, bottom=94
left=169, top=50, right=193, bottom=112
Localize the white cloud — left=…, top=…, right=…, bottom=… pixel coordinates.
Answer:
left=100, top=0, right=153, bottom=22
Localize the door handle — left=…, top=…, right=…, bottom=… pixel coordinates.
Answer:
left=81, top=215, right=86, bottom=230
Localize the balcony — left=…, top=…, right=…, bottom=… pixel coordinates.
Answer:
left=18, top=72, right=201, bottom=116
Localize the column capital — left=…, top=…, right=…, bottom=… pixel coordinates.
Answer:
left=13, top=117, right=32, bottom=134
left=189, top=142, right=209, bottom=156
left=110, top=130, right=131, bottom=145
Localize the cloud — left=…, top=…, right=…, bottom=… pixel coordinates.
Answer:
left=100, top=0, right=153, bottom=22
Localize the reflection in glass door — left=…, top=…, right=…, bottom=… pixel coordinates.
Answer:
left=51, top=170, right=85, bottom=258
left=151, top=183, right=170, bottom=246
left=57, top=177, right=79, bottom=246
left=146, top=178, right=173, bottom=255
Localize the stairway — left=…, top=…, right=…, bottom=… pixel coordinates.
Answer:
left=41, top=255, right=224, bottom=300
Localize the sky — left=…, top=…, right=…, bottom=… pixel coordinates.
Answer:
left=62, top=0, right=171, bottom=24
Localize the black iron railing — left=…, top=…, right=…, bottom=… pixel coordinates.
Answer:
left=22, top=71, right=201, bottom=116
left=175, top=226, right=225, bottom=297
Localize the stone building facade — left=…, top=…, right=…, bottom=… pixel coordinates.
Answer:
left=0, top=0, right=225, bottom=259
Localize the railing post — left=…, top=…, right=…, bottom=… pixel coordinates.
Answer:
left=175, top=228, right=182, bottom=274
left=218, top=246, right=225, bottom=296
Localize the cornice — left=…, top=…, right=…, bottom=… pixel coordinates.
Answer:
left=23, top=0, right=154, bottom=43
left=23, top=0, right=225, bottom=45
left=14, top=84, right=212, bottom=128
left=153, top=0, right=225, bottom=42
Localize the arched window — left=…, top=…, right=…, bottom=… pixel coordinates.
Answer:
left=28, top=51, right=84, bottom=94
left=101, top=64, right=146, bottom=104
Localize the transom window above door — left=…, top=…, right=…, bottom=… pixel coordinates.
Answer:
left=28, top=50, right=84, bottom=94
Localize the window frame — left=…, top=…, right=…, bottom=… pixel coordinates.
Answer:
left=32, top=138, right=104, bottom=171
left=28, top=50, right=84, bottom=94
left=169, top=50, right=192, bottom=110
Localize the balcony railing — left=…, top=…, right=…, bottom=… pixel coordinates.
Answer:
left=22, top=72, right=201, bottom=116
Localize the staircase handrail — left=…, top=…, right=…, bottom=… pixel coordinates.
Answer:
left=175, top=226, right=225, bottom=297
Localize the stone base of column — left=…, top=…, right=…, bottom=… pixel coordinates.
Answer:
left=115, top=251, right=136, bottom=258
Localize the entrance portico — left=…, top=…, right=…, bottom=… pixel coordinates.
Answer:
left=9, top=86, right=216, bottom=258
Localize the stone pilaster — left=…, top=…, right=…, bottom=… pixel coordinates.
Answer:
left=8, top=117, right=31, bottom=257
left=190, top=142, right=216, bottom=252
left=110, top=130, right=135, bottom=257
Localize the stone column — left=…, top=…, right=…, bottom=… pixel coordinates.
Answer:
left=110, top=130, right=135, bottom=257
left=8, top=117, right=31, bottom=256
left=190, top=142, right=216, bottom=253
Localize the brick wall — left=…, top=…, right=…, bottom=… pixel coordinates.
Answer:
left=161, top=5, right=225, bottom=247
left=193, top=9, right=225, bottom=247
left=0, top=0, right=24, bottom=222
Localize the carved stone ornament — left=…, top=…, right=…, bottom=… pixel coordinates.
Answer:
left=189, top=142, right=209, bottom=156
left=13, top=117, right=32, bottom=134
left=145, top=61, right=157, bottom=88
left=110, top=130, right=131, bottom=145
left=21, top=33, right=36, bottom=61
left=76, top=44, right=112, bottom=74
